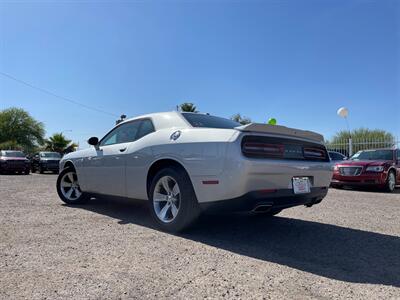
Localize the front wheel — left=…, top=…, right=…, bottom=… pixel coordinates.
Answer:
left=149, top=167, right=200, bottom=232
left=56, top=167, right=89, bottom=204
left=385, top=171, right=396, bottom=193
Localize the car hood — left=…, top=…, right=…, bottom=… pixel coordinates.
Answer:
left=0, top=156, right=29, bottom=161
left=337, top=160, right=392, bottom=167
left=41, top=158, right=61, bottom=161
left=62, top=148, right=93, bottom=160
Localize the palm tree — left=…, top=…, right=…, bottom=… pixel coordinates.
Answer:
left=44, top=133, right=78, bottom=154
left=179, top=102, right=197, bottom=112
left=231, top=113, right=252, bottom=125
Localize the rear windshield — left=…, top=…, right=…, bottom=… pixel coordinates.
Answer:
left=351, top=150, right=393, bottom=161
left=182, top=113, right=240, bottom=129
left=40, top=152, right=61, bottom=158
left=1, top=151, right=25, bottom=157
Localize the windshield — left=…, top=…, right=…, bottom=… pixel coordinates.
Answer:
left=40, top=152, right=61, bottom=158
left=182, top=113, right=240, bottom=129
left=351, top=150, right=393, bottom=161
left=1, top=151, right=25, bottom=158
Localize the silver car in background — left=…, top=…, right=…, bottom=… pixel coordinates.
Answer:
left=56, top=112, right=333, bottom=232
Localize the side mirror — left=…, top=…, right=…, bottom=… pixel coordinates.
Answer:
left=88, top=137, right=99, bottom=146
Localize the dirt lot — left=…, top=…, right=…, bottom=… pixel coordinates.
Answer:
left=1, top=174, right=399, bottom=299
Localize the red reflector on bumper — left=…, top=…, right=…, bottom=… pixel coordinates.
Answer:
left=202, top=180, right=219, bottom=185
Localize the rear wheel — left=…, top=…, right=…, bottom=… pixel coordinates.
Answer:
left=56, top=167, right=89, bottom=204
left=24, top=168, right=30, bottom=175
left=385, top=171, right=396, bottom=193
left=39, top=165, right=44, bottom=174
left=149, top=167, right=200, bottom=232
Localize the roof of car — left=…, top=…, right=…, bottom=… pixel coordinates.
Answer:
left=357, top=148, right=395, bottom=151
left=120, top=111, right=190, bottom=130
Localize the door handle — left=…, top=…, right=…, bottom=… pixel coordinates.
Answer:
left=119, top=147, right=127, bottom=152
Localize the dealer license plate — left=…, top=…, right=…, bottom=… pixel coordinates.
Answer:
left=292, top=177, right=311, bottom=194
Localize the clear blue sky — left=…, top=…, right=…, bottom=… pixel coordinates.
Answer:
left=0, top=0, right=399, bottom=148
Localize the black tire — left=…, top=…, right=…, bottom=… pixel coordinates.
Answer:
left=56, top=167, right=89, bottom=204
left=385, top=170, right=396, bottom=193
left=39, top=165, right=44, bottom=174
left=24, top=168, right=30, bottom=175
left=332, top=184, right=343, bottom=189
left=148, top=167, right=200, bottom=233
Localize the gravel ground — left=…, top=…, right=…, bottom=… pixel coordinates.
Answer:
left=1, top=173, right=399, bottom=299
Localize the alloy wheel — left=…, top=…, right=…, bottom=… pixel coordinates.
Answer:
left=153, top=176, right=181, bottom=223
left=60, top=171, right=82, bottom=201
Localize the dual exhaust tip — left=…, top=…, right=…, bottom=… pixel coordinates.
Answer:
left=252, top=204, right=273, bottom=213
left=253, top=197, right=322, bottom=212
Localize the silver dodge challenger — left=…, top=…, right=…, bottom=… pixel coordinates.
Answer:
left=57, top=112, right=333, bottom=232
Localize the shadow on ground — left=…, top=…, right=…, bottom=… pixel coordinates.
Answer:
left=70, top=196, right=400, bottom=287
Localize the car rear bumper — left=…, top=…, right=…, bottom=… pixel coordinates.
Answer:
left=191, top=155, right=333, bottom=203
left=199, top=187, right=328, bottom=212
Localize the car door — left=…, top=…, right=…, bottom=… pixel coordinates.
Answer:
left=84, top=120, right=142, bottom=197
left=125, top=119, right=156, bottom=200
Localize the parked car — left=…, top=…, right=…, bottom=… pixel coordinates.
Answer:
left=328, top=151, right=347, bottom=161
left=31, top=151, right=61, bottom=174
left=0, top=150, right=30, bottom=175
left=56, top=112, right=333, bottom=232
left=331, top=148, right=400, bottom=192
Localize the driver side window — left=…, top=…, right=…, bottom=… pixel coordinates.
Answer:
left=100, top=120, right=141, bottom=146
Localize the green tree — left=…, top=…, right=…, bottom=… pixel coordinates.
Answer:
left=231, top=113, right=252, bottom=125
left=45, top=133, right=78, bottom=154
left=328, top=128, right=395, bottom=153
left=179, top=102, right=197, bottom=112
left=0, top=107, right=45, bottom=153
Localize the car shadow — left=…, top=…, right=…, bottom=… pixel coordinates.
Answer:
left=68, top=196, right=400, bottom=287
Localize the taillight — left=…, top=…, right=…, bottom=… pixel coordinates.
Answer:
left=303, top=147, right=327, bottom=160
left=242, top=142, right=284, bottom=158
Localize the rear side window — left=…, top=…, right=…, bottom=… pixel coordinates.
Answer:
left=182, top=113, right=240, bottom=129
left=136, top=119, right=155, bottom=140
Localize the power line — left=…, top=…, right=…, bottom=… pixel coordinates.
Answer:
left=0, top=71, right=119, bottom=118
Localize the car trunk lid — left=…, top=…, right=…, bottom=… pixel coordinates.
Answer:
left=235, top=123, right=324, bottom=143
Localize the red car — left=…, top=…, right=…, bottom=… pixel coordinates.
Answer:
left=331, top=148, right=399, bottom=192
left=0, top=150, right=31, bottom=175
